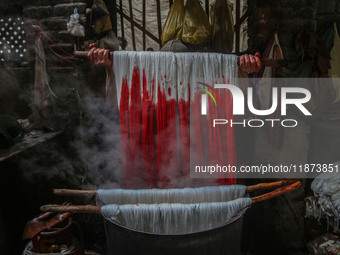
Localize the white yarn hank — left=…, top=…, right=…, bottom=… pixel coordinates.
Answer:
left=113, top=51, right=238, bottom=106
left=97, top=185, right=247, bottom=205
left=101, top=198, right=252, bottom=235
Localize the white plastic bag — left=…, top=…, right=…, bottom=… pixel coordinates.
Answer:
left=67, top=8, right=85, bottom=37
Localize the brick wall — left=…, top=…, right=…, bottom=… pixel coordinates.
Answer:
left=0, top=0, right=109, bottom=118
left=23, top=1, right=87, bottom=68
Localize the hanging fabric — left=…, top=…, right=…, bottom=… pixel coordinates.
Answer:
left=113, top=51, right=238, bottom=188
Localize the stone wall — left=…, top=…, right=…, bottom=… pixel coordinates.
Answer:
left=0, top=0, right=109, bottom=119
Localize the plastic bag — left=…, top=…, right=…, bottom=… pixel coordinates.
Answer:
left=67, top=8, right=85, bottom=37
left=182, top=0, right=211, bottom=45
left=210, top=0, right=234, bottom=53
left=161, top=0, right=185, bottom=46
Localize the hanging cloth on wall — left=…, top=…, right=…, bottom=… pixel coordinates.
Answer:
left=113, top=51, right=238, bottom=188
left=34, top=35, right=57, bottom=123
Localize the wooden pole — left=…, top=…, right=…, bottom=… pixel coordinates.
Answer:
left=73, top=50, right=288, bottom=68
left=40, top=204, right=101, bottom=214
left=42, top=182, right=302, bottom=213
left=246, top=179, right=301, bottom=193
left=53, top=179, right=301, bottom=198
left=252, top=181, right=302, bottom=204
left=53, top=189, right=97, bottom=197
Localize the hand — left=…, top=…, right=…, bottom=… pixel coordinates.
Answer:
left=87, top=43, right=113, bottom=68
left=239, top=53, right=262, bottom=73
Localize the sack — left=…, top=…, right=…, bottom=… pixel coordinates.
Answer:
left=161, top=0, right=185, bottom=46
left=67, top=8, right=85, bottom=37
left=210, top=0, right=234, bottom=53
left=182, top=0, right=211, bottom=45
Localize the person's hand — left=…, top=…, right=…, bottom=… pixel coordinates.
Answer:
left=87, top=43, right=113, bottom=68
left=239, top=53, right=262, bottom=73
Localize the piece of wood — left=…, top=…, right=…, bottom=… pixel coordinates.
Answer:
left=40, top=204, right=101, bottom=214
left=53, top=189, right=97, bottom=197
left=246, top=179, right=300, bottom=193
left=53, top=179, right=300, bottom=198
left=73, top=51, right=288, bottom=68
left=251, top=181, right=302, bottom=204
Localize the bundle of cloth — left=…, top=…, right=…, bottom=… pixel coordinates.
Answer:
left=311, top=164, right=340, bottom=231
left=113, top=51, right=238, bottom=188
left=98, top=185, right=251, bottom=234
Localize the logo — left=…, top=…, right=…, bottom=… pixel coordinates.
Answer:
left=200, top=83, right=312, bottom=128
left=197, top=82, right=222, bottom=115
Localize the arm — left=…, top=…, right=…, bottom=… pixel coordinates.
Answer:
left=87, top=44, right=115, bottom=104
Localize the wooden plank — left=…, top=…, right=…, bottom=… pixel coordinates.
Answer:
left=143, top=0, right=146, bottom=50
left=128, top=0, right=136, bottom=50
left=156, top=0, right=162, bottom=47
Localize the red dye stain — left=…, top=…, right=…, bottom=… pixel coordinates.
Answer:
left=156, top=85, right=178, bottom=188
left=118, top=67, right=235, bottom=188
left=141, top=69, right=156, bottom=188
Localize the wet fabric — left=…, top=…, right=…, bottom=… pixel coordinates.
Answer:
left=113, top=51, right=238, bottom=188
left=101, top=197, right=251, bottom=234
left=97, top=185, right=247, bottom=204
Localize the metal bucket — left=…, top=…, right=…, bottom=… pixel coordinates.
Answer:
left=103, top=207, right=247, bottom=255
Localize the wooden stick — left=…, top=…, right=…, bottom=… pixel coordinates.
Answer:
left=246, top=179, right=301, bottom=193
left=251, top=181, right=302, bottom=204
left=53, top=179, right=300, bottom=198
left=40, top=204, right=101, bottom=214
left=43, top=182, right=302, bottom=213
left=73, top=51, right=289, bottom=68
left=53, top=189, right=97, bottom=197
